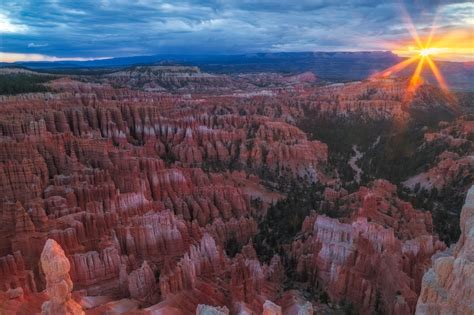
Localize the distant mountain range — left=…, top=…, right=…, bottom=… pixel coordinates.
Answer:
left=1, top=51, right=473, bottom=90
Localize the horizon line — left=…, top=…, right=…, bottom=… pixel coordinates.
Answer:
left=0, top=50, right=472, bottom=64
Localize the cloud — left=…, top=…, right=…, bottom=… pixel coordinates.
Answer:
left=28, top=42, right=49, bottom=48
left=439, top=2, right=474, bottom=27
left=0, top=0, right=472, bottom=60
left=0, top=12, right=28, bottom=34
left=0, top=52, right=111, bottom=63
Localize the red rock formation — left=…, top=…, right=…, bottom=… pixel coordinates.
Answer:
left=406, top=118, right=474, bottom=196
left=152, top=232, right=284, bottom=314
left=339, top=180, right=436, bottom=240
left=0, top=290, right=47, bottom=314
left=115, top=209, right=199, bottom=263
left=68, top=246, right=122, bottom=287
left=159, top=233, right=226, bottom=297
left=0, top=251, right=37, bottom=293
left=0, top=73, right=462, bottom=314
left=206, top=216, right=257, bottom=247
left=304, top=78, right=456, bottom=120
left=404, top=151, right=473, bottom=191
left=127, top=261, right=159, bottom=304
left=292, top=181, right=445, bottom=315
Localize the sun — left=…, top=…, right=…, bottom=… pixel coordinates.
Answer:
left=418, top=48, right=441, bottom=57
left=419, top=49, right=430, bottom=57
left=377, top=39, right=449, bottom=95
left=373, top=8, right=455, bottom=97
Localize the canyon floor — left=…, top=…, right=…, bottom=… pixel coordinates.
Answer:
left=0, top=65, right=472, bottom=315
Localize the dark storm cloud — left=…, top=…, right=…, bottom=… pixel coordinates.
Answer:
left=0, top=0, right=472, bottom=59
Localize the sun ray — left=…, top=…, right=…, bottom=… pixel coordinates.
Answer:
left=425, top=56, right=448, bottom=90
left=376, top=55, right=419, bottom=78
left=399, top=4, right=423, bottom=49
left=425, top=11, right=438, bottom=49
left=408, top=57, right=425, bottom=93
left=375, top=4, right=458, bottom=99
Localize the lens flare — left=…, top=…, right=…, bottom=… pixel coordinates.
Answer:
left=372, top=6, right=471, bottom=100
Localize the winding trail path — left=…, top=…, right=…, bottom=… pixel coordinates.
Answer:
left=349, top=145, right=364, bottom=183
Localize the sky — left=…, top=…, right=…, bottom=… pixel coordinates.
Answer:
left=0, top=0, right=473, bottom=62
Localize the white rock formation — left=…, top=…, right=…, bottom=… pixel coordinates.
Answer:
left=415, top=185, right=474, bottom=315
left=41, top=239, right=84, bottom=315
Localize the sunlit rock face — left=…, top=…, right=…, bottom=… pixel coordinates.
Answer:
left=40, top=239, right=84, bottom=315
left=416, top=185, right=474, bottom=315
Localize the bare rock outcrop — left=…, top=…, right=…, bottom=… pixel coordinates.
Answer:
left=415, top=185, right=474, bottom=315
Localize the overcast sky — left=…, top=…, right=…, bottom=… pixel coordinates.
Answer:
left=0, top=0, right=472, bottom=61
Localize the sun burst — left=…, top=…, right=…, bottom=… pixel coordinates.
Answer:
left=371, top=8, right=469, bottom=99
left=418, top=48, right=442, bottom=57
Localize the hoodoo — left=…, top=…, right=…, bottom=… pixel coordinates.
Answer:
left=40, top=239, right=84, bottom=315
